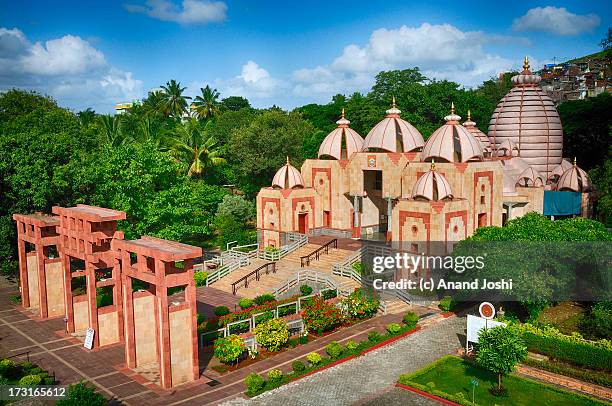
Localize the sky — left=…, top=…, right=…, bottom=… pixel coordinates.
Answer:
left=0, top=1, right=609, bottom=112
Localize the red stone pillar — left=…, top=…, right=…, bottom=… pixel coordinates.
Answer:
left=85, top=261, right=99, bottom=347
left=17, top=238, right=29, bottom=308
left=35, top=226, right=48, bottom=318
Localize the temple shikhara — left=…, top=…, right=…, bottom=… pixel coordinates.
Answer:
left=257, top=58, right=592, bottom=250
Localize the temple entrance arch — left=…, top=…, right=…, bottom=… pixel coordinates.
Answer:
left=298, top=213, right=308, bottom=234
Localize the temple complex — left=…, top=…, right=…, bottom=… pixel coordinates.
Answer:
left=257, top=58, right=592, bottom=250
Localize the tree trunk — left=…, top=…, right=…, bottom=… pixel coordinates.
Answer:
left=498, top=373, right=501, bottom=390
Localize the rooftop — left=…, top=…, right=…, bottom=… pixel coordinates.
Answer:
left=113, top=236, right=202, bottom=261
left=52, top=204, right=127, bottom=222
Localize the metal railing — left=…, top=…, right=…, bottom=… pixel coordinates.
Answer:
left=300, top=238, right=337, bottom=267
left=231, top=262, right=276, bottom=295
left=258, top=232, right=308, bottom=261
left=204, top=255, right=249, bottom=286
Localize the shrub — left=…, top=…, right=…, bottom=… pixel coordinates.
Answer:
left=287, top=338, right=298, bottom=347
left=245, top=372, right=265, bottom=394
left=0, top=359, right=17, bottom=378
left=402, top=311, right=419, bottom=329
left=214, top=306, right=230, bottom=317
left=268, top=369, right=283, bottom=382
left=351, top=262, right=363, bottom=275
left=238, top=298, right=254, bottom=310
left=345, top=340, right=358, bottom=351
left=254, top=293, right=275, bottom=305
left=523, top=358, right=612, bottom=388
left=9, top=295, right=21, bottom=304
left=580, top=301, right=612, bottom=340
left=321, top=289, right=337, bottom=300
left=213, top=335, right=245, bottom=364
left=300, top=284, right=313, bottom=296
left=196, top=313, right=206, bottom=325
left=292, top=360, right=306, bottom=373
left=386, top=323, right=402, bottom=335
left=438, top=296, right=453, bottom=312
left=368, top=331, right=382, bottom=342
left=306, top=352, right=322, bottom=365
left=299, top=335, right=309, bottom=344
left=514, top=322, right=612, bottom=370
left=341, top=288, right=379, bottom=320
left=325, top=341, right=343, bottom=359
left=301, top=296, right=343, bottom=334
left=193, top=271, right=208, bottom=287
left=18, top=374, right=41, bottom=386
left=254, top=318, right=289, bottom=351
left=277, top=303, right=297, bottom=317
left=56, top=381, right=106, bottom=406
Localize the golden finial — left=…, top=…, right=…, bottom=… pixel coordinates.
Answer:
left=392, top=95, right=396, bottom=108
left=286, top=156, right=290, bottom=165
left=573, top=157, right=577, bottom=167
left=467, top=109, right=472, bottom=121
left=341, top=108, right=345, bottom=119
left=450, top=102, right=455, bottom=114
left=431, top=158, right=436, bottom=171
left=523, top=56, right=530, bottom=71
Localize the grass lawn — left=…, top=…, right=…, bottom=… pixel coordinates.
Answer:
left=399, top=356, right=607, bottom=406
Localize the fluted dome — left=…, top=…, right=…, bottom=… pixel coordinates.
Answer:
left=556, top=160, right=591, bottom=192
left=497, top=139, right=520, bottom=157
left=272, top=157, right=304, bottom=189
left=362, top=97, right=424, bottom=153
left=488, top=57, right=563, bottom=178
left=462, top=110, right=491, bottom=153
left=318, top=109, right=363, bottom=160
left=500, top=157, right=531, bottom=194
left=516, top=167, right=545, bottom=187
left=422, top=104, right=484, bottom=163
left=411, top=162, right=453, bottom=201
left=549, top=158, right=573, bottom=182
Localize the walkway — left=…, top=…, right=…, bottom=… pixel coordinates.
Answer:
left=221, top=316, right=464, bottom=406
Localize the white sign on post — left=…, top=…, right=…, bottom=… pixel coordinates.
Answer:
left=84, top=328, right=95, bottom=350
left=465, top=313, right=506, bottom=354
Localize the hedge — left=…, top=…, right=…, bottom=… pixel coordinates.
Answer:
left=523, top=358, right=612, bottom=388
left=514, top=323, right=612, bottom=371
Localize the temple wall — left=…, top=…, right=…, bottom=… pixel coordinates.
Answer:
left=98, top=309, right=119, bottom=347
left=515, top=186, right=544, bottom=214
left=169, top=308, right=193, bottom=385
left=26, top=254, right=39, bottom=309
left=44, top=260, right=65, bottom=317
left=73, top=295, right=89, bottom=332
left=134, top=294, right=157, bottom=366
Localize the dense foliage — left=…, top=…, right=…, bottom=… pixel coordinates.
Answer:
left=253, top=318, right=289, bottom=351
left=476, top=326, right=527, bottom=391
left=301, top=295, right=343, bottom=334
left=213, top=334, right=246, bottom=364
left=56, top=381, right=106, bottom=406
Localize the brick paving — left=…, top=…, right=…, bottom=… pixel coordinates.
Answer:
left=352, top=386, right=439, bottom=406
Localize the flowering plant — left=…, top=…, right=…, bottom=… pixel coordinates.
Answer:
left=213, top=334, right=245, bottom=364
left=254, top=318, right=289, bottom=351
left=301, top=296, right=343, bottom=334
left=340, top=288, right=379, bottom=320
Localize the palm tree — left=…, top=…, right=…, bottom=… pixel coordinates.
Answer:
left=192, top=85, right=220, bottom=120
left=160, top=80, right=191, bottom=118
left=144, top=90, right=167, bottom=116
left=171, top=118, right=225, bottom=177
left=100, top=114, right=128, bottom=146
left=77, top=108, right=96, bottom=127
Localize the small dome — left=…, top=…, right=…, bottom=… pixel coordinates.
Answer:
left=463, top=110, right=492, bottom=153
left=362, top=97, right=424, bottom=153
left=556, top=160, right=591, bottom=192
left=318, top=109, right=364, bottom=160
left=549, top=158, right=573, bottom=182
left=500, top=157, right=532, bottom=194
left=516, top=167, right=545, bottom=187
left=488, top=57, right=563, bottom=178
left=272, top=157, right=304, bottom=189
left=411, top=162, right=453, bottom=201
left=497, top=139, right=520, bottom=157
left=421, top=103, right=484, bottom=163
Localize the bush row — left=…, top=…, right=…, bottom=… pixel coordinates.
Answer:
left=0, top=359, right=55, bottom=386
left=514, top=323, right=612, bottom=371
left=523, top=358, right=612, bottom=388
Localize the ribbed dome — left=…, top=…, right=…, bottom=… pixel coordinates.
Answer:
left=556, top=160, right=591, bottom=192
left=500, top=157, right=531, bottom=194
left=411, top=162, right=453, bottom=201
left=462, top=110, right=491, bottom=153
left=362, top=97, right=424, bottom=153
left=318, top=109, right=364, bottom=160
left=549, top=158, right=573, bottom=182
left=497, top=139, right=520, bottom=157
left=516, top=167, right=545, bottom=187
left=422, top=104, right=483, bottom=163
left=272, top=157, right=304, bottom=189
left=488, top=57, right=563, bottom=178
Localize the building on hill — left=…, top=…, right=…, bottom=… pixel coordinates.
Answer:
left=256, top=58, right=592, bottom=251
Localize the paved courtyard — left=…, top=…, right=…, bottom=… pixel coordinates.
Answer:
left=221, top=316, right=464, bottom=406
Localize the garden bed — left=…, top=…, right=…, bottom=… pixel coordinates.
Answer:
left=398, top=355, right=607, bottom=406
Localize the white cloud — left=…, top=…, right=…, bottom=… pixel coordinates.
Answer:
left=220, top=60, right=283, bottom=99
left=0, top=27, right=143, bottom=112
left=512, top=7, right=600, bottom=36
left=239, top=60, right=270, bottom=83
left=292, top=23, right=516, bottom=99
left=125, top=0, right=227, bottom=25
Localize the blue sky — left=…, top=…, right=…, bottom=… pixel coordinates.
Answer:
left=0, top=1, right=609, bottom=112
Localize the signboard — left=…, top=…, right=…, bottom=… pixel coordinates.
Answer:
left=466, top=314, right=506, bottom=353
left=479, top=302, right=496, bottom=319
left=84, top=328, right=95, bottom=350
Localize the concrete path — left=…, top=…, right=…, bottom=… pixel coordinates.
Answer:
left=222, top=316, right=464, bottom=406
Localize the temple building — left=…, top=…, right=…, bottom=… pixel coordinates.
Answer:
left=257, top=58, right=592, bottom=250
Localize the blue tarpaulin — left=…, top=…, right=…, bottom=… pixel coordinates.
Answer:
left=543, top=191, right=582, bottom=216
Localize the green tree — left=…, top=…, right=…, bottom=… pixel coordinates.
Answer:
left=476, top=326, right=527, bottom=392
left=227, top=109, right=314, bottom=196
left=193, top=85, right=220, bottom=120
left=99, top=114, right=127, bottom=146
left=77, top=108, right=96, bottom=128
left=590, top=158, right=612, bottom=226
left=220, top=95, right=251, bottom=111
left=171, top=118, right=225, bottom=177
left=160, top=79, right=191, bottom=118
left=56, top=381, right=105, bottom=406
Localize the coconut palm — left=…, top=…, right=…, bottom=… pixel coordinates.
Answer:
left=171, top=118, right=225, bottom=177
left=192, top=85, right=220, bottom=120
left=100, top=114, right=128, bottom=146
left=77, top=108, right=96, bottom=127
left=160, top=79, right=191, bottom=118
left=144, top=90, right=167, bottom=116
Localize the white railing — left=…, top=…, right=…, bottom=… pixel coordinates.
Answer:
left=257, top=232, right=308, bottom=261
left=205, top=256, right=249, bottom=286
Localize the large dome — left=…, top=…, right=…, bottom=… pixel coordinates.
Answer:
left=318, top=109, right=363, bottom=160
left=462, top=110, right=492, bottom=153
left=488, top=57, right=563, bottom=178
left=421, top=104, right=483, bottom=163
left=362, top=97, right=424, bottom=153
